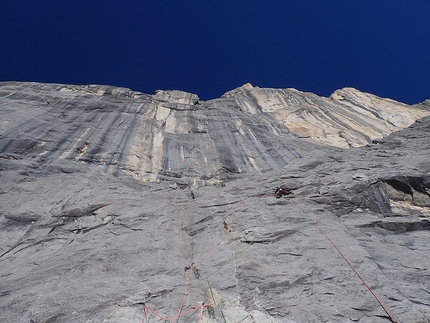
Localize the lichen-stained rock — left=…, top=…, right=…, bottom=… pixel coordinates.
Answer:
left=1, top=82, right=430, bottom=323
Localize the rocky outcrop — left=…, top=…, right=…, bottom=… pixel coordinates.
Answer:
left=223, top=84, right=430, bottom=148
left=0, top=82, right=429, bottom=323
left=0, top=82, right=428, bottom=185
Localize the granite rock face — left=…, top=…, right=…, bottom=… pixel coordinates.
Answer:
left=0, top=81, right=430, bottom=323
left=224, top=84, right=429, bottom=148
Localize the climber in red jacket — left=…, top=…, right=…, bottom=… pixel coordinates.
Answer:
left=274, top=186, right=293, bottom=198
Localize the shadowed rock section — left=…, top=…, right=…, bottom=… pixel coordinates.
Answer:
left=1, top=81, right=430, bottom=323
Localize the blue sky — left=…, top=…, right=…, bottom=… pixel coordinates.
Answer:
left=1, top=0, right=429, bottom=104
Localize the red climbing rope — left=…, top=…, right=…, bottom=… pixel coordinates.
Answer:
left=174, top=195, right=265, bottom=321
left=289, top=198, right=397, bottom=323
left=141, top=192, right=397, bottom=323
left=142, top=195, right=265, bottom=323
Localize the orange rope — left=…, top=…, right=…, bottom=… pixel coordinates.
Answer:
left=141, top=305, right=146, bottom=323
left=199, top=305, right=204, bottom=323
left=289, top=198, right=397, bottom=323
left=142, top=195, right=265, bottom=323
left=142, top=192, right=397, bottom=323
left=174, top=195, right=264, bottom=321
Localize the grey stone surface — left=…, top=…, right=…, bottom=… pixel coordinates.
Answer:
left=0, top=81, right=429, bottom=323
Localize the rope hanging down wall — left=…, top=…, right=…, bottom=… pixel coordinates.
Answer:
left=141, top=195, right=265, bottom=323
left=289, top=198, right=397, bottom=323
left=141, top=192, right=397, bottom=323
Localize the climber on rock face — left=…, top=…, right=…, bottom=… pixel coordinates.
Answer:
left=274, top=186, right=293, bottom=198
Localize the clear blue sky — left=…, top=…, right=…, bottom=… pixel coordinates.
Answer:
left=1, top=0, right=429, bottom=104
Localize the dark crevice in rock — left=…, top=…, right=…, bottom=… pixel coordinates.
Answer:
left=359, top=219, right=430, bottom=233
left=240, top=229, right=296, bottom=244
left=54, top=204, right=109, bottom=218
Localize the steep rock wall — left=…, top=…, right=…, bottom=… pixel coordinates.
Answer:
left=223, top=83, right=430, bottom=148
left=0, top=82, right=428, bottom=185
left=1, top=82, right=430, bottom=323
